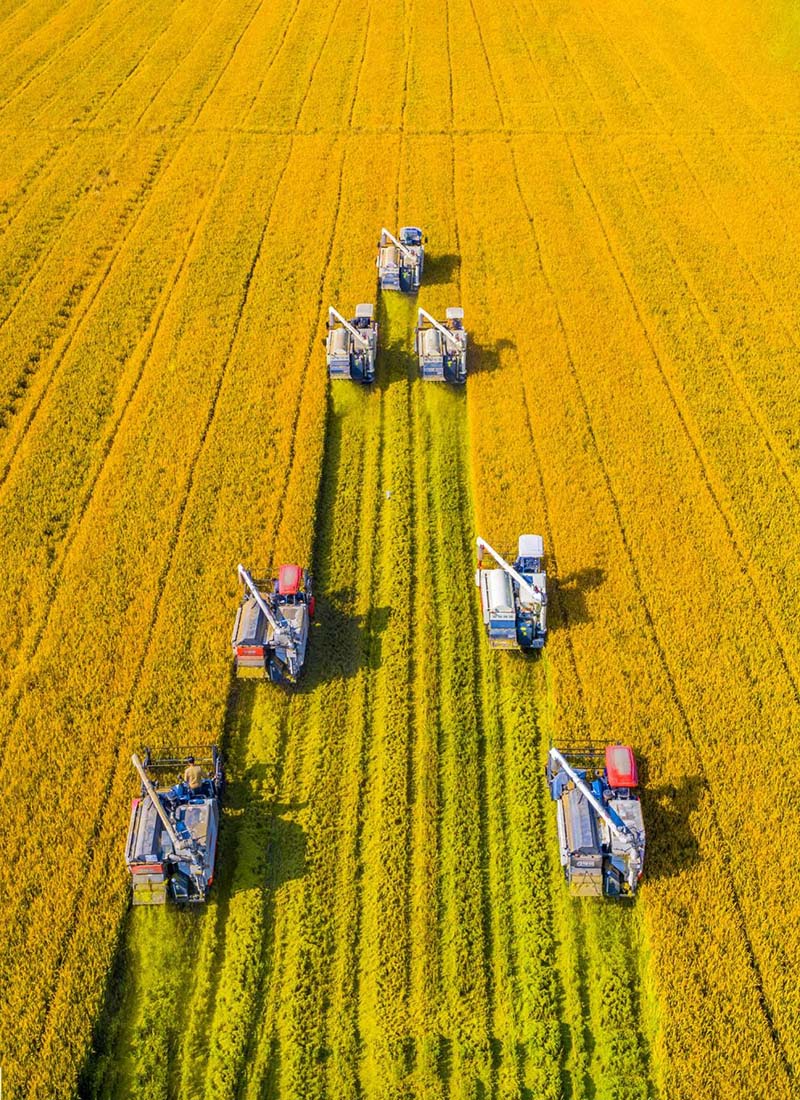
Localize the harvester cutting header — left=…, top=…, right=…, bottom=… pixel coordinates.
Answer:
left=546, top=743, right=646, bottom=897
left=476, top=534, right=547, bottom=650
left=377, top=226, right=425, bottom=291
left=231, top=563, right=315, bottom=684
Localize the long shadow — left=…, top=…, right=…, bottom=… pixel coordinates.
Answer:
left=640, top=770, right=703, bottom=881
left=553, top=566, right=605, bottom=629
left=469, top=336, right=515, bottom=375
left=294, top=593, right=391, bottom=692
left=423, top=251, right=460, bottom=285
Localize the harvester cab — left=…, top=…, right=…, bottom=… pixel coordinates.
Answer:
left=231, top=563, right=314, bottom=684
left=325, top=304, right=378, bottom=383
left=415, top=307, right=467, bottom=383
left=475, top=534, right=547, bottom=649
left=125, top=746, right=224, bottom=906
left=546, top=743, right=646, bottom=898
left=377, top=226, right=425, bottom=291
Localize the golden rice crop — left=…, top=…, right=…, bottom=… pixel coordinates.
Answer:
left=0, top=1, right=798, bottom=1098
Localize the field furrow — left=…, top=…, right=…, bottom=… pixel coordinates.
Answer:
left=1, top=2, right=799, bottom=1098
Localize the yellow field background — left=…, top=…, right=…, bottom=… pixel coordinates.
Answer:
left=0, top=0, right=798, bottom=1097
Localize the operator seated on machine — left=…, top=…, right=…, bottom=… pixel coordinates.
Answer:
left=183, top=756, right=207, bottom=800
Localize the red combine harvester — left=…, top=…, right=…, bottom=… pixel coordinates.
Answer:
left=546, top=742, right=646, bottom=898
left=231, top=563, right=314, bottom=684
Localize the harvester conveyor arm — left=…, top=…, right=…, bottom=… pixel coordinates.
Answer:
left=476, top=537, right=544, bottom=605
left=380, top=226, right=416, bottom=263
left=548, top=747, right=637, bottom=853
left=132, top=753, right=194, bottom=858
left=238, top=564, right=288, bottom=633
left=417, top=307, right=463, bottom=353
left=328, top=306, right=370, bottom=350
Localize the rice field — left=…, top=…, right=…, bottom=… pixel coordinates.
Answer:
left=1, top=0, right=799, bottom=1097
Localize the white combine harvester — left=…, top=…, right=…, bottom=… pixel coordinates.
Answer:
left=415, top=307, right=467, bottom=383
left=546, top=743, right=646, bottom=898
left=376, top=226, right=425, bottom=291
left=325, top=304, right=378, bottom=383
left=231, top=563, right=314, bottom=684
left=475, top=534, right=547, bottom=649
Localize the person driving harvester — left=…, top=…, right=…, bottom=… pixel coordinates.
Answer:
left=183, top=756, right=205, bottom=797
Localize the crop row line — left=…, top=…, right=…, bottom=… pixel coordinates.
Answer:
left=0, top=0, right=302, bottom=719
left=506, top=133, right=793, bottom=1085
left=21, top=131, right=299, bottom=1079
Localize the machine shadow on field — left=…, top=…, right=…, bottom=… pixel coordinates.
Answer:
left=296, top=594, right=392, bottom=691
left=549, top=566, right=605, bottom=631
left=638, top=766, right=703, bottom=880
left=468, top=336, right=516, bottom=375
left=422, top=251, right=460, bottom=285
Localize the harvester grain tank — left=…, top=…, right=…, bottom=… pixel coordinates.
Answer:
left=326, top=304, right=378, bottom=382
left=546, top=743, right=646, bottom=897
left=376, top=226, right=425, bottom=291
left=415, top=307, right=467, bottom=383
left=475, top=534, right=547, bottom=649
left=231, top=563, right=314, bottom=684
left=125, top=746, right=224, bottom=905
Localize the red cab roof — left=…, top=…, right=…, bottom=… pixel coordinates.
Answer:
left=278, top=563, right=302, bottom=595
left=605, top=744, right=638, bottom=788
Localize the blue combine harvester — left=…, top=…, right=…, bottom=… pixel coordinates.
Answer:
left=546, top=743, right=646, bottom=898
left=475, top=534, right=547, bottom=650
left=376, top=226, right=425, bottom=291
left=125, top=746, right=225, bottom=905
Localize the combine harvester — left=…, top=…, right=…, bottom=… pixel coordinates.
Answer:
left=376, top=226, right=425, bottom=291
left=475, top=534, right=547, bottom=649
left=325, top=304, right=378, bottom=383
left=231, top=563, right=315, bottom=684
left=415, top=307, right=467, bottom=383
left=546, top=743, right=646, bottom=897
left=125, top=746, right=225, bottom=905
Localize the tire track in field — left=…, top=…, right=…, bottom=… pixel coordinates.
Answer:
left=0, top=0, right=301, bottom=706
left=0, top=143, right=230, bottom=771
left=504, top=16, right=800, bottom=1069
left=112, top=8, right=369, bottom=1081
left=225, top=143, right=350, bottom=1094
left=24, top=135, right=300, bottom=1073
left=448, top=11, right=568, bottom=1090
left=183, top=6, right=370, bottom=1068
left=519, top=28, right=800, bottom=819
left=0, top=0, right=119, bottom=114
left=0, top=0, right=268, bottom=451
left=313, top=34, right=408, bottom=1084
left=0, top=0, right=171, bottom=247
left=0, top=0, right=262, bottom=312
left=463, top=3, right=654, bottom=1090
left=557, top=12, right=800, bottom=565
left=454, top=128, right=595, bottom=1096
left=504, top=136, right=795, bottom=1087
left=0, top=0, right=128, bottom=121
left=559, top=129, right=800, bottom=706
